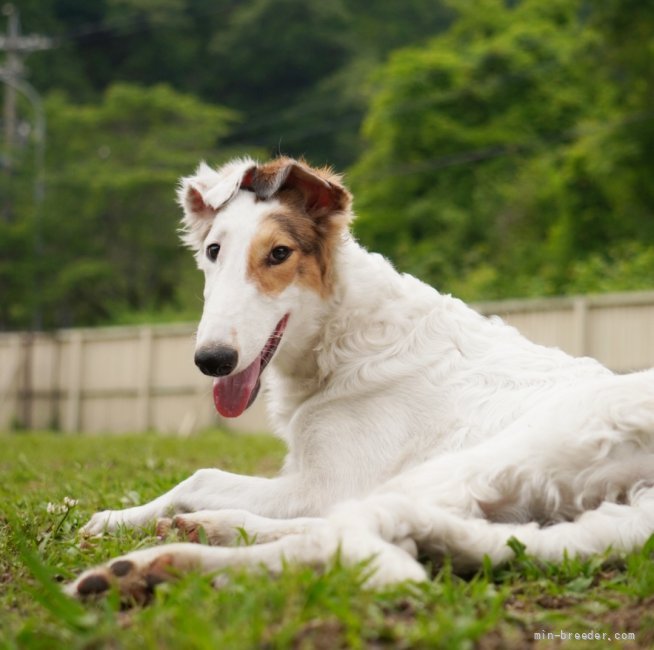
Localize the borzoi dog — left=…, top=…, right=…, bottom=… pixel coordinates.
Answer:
left=68, top=156, right=654, bottom=600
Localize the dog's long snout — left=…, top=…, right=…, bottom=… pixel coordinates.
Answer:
left=194, top=346, right=239, bottom=377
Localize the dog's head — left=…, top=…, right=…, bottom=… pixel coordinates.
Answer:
left=178, top=156, right=352, bottom=417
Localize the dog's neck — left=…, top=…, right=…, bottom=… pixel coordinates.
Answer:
left=273, top=234, right=447, bottom=380
left=264, top=234, right=447, bottom=436
left=271, top=236, right=407, bottom=380
left=273, top=304, right=329, bottom=381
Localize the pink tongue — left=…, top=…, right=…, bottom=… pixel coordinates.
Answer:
left=213, top=354, right=261, bottom=418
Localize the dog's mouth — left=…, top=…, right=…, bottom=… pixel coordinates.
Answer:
left=212, top=314, right=290, bottom=418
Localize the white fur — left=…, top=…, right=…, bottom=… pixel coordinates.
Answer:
left=72, top=159, right=654, bottom=596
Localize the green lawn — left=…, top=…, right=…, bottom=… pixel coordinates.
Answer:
left=1, top=430, right=653, bottom=649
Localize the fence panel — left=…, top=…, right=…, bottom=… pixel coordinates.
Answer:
left=2, top=291, right=654, bottom=434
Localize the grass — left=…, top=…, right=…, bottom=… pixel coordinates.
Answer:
left=1, top=430, right=654, bottom=649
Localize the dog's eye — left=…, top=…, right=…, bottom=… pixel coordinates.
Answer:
left=268, top=246, right=292, bottom=265
left=206, top=243, right=221, bottom=262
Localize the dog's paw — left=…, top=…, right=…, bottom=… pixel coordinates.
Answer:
left=155, top=512, right=242, bottom=545
left=155, top=517, right=173, bottom=539
left=161, top=515, right=209, bottom=543
left=81, top=505, right=155, bottom=536
left=80, top=510, right=121, bottom=536
left=362, top=549, right=428, bottom=588
left=65, top=544, right=203, bottom=604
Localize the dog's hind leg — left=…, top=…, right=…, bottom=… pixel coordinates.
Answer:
left=156, top=509, right=324, bottom=546
left=410, top=484, right=654, bottom=571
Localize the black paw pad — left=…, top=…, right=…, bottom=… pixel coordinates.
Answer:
left=110, top=560, right=134, bottom=577
left=77, top=573, right=110, bottom=596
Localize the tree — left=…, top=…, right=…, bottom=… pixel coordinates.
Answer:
left=350, top=0, right=654, bottom=300
left=16, top=0, right=455, bottom=166
left=1, top=83, right=240, bottom=329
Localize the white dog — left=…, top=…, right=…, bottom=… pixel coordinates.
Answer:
left=68, top=157, right=654, bottom=600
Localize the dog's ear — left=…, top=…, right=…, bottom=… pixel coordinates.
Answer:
left=178, top=168, right=214, bottom=223
left=242, top=158, right=352, bottom=219
left=178, top=159, right=256, bottom=250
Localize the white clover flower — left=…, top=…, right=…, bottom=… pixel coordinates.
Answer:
left=46, top=497, right=79, bottom=515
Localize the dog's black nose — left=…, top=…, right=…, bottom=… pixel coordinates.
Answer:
left=194, top=346, right=239, bottom=377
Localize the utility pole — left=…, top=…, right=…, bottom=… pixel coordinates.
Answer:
left=0, top=4, right=51, bottom=333
left=0, top=3, right=52, bottom=175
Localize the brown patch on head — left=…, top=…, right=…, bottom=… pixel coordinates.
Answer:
left=242, top=157, right=351, bottom=214
left=247, top=209, right=341, bottom=297
left=245, top=158, right=352, bottom=297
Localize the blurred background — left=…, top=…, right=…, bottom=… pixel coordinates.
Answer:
left=1, top=0, right=654, bottom=433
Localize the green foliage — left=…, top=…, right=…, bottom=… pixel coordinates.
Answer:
left=1, top=430, right=653, bottom=647
left=208, top=0, right=352, bottom=109
left=2, top=1, right=458, bottom=330
left=2, top=84, right=242, bottom=329
left=15, top=0, right=454, bottom=167
left=4, top=0, right=654, bottom=328
left=352, top=0, right=654, bottom=300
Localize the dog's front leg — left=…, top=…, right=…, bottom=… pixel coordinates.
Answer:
left=68, top=517, right=427, bottom=602
left=81, top=470, right=310, bottom=536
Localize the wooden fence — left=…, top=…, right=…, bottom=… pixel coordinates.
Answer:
left=2, top=290, right=654, bottom=434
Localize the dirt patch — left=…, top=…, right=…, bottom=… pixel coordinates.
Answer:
left=491, top=588, right=654, bottom=649
left=534, top=594, right=580, bottom=609
left=599, top=595, right=654, bottom=648
left=292, top=618, right=345, bottom=650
